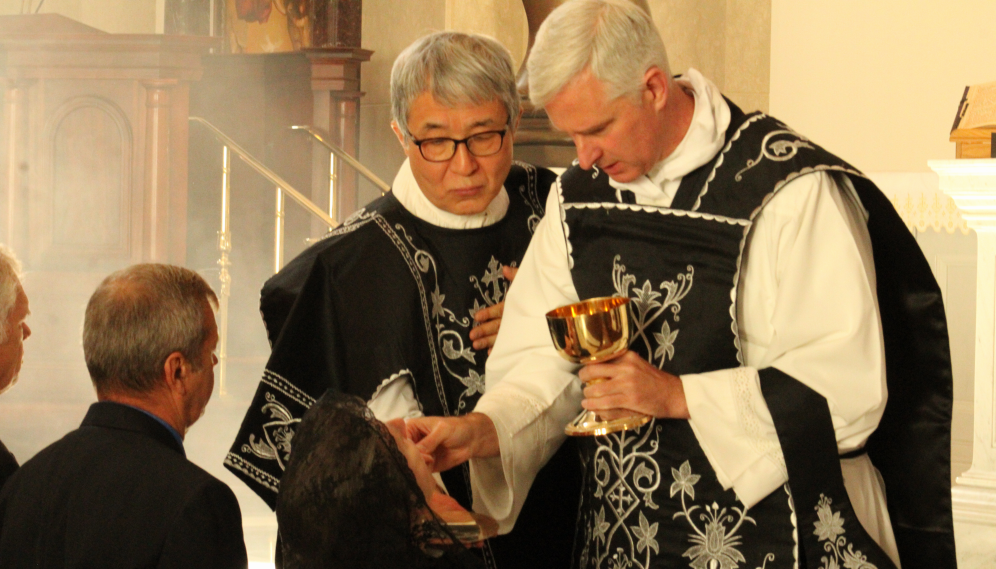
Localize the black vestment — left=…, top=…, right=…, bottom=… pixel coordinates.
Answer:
left=557, top=101, right=954, bottom=569
left=227, top=162, right=582, bottom=569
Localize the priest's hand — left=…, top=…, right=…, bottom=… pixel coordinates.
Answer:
left=469, top=266, right=519, bottom=353
left=578, top=350, right=690, bottom=420
left=405, top=413, right=500, bottom=473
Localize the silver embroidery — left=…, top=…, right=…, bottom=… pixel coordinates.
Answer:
left=230, top=371, right=316, bottom=476
left=456, top=256, right=515, bottom=411
left=262, top=370, right=317, bottom=409
left=242, top=392, right=301, bottom=471
left=583, top=423, right=664, bottom=569
left=223, top=453, right=280, bottom=492
left=691, top=113, right=766, bottom=212
left=513, top=160, right=544, bottom=233
left=670, top=460, right=772, bottom=569
left=564, top=202, right=750, bottom=227
left=734, top=129, right=816, bottom=182
left=396, top=221, right=510, bottom=415
left=321, top=206, right=375, bottom=239
left=377, top=218, right=450, bottom=414
left=612, top=255, right=694, bottom=368
left=813, top=495, right=879, bottom=569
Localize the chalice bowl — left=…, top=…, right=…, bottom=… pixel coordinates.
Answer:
left=546, top=297, right=651, bottom=436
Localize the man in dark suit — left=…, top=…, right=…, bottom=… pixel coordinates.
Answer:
left=0, top=264, right=247, bottom=568
left=0, top=244, right=30, bottom=489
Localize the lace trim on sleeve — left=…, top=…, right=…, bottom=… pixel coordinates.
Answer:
left=733, top=367, right=785, bottom=471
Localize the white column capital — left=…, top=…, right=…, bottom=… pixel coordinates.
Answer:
left=930, top=159, right=996, bottom=233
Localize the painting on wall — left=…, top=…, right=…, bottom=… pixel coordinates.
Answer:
left=226, top=0, right=361, bottom=53
left=228, top=0, right=308, bottom=52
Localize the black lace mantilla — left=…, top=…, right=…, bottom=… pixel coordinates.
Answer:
left=277, top=391, right=484, bottom=569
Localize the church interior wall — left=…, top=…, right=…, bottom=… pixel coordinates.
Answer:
left=0, top=0, right=157, bottom=33
left=770, top=0, right=996, bottom=174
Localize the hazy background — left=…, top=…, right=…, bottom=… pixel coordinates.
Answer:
left=0, top=0, right=994, bottom=565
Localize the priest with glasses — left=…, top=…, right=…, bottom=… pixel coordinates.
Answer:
left=226, top=31, right=580, bottom=569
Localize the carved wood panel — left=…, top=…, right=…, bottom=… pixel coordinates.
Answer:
left=44, top=96, right=133, bottom=266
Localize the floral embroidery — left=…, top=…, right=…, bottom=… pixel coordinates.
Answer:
left=593, top=507, right=611, bottom=545
left=460, top=369, right=485, bottom=397
left=814, top=498, right=845, bottom=542
left=670, top=461, right=761, bottom=569
left=612, top=255, right=693, bottom=368
left=812, top=495, right=879, bottom=569
left=399, top=223, right=512, bottom=415
left=469, top=257, right=509, bottom=317
left=584, top=424, right=663, bottom=569
left=670, top=461, right=701, bottom=500
left=631, top=512, right=660, bottom=555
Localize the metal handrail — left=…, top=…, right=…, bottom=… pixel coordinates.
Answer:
left=191, top=117, right=339, bottom=228
left=291, top=125, right=390, bottom=194
left=190, top=116, right=341, bottom=395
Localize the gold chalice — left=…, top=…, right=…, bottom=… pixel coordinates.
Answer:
left=546, top=297, right=651, bottom=436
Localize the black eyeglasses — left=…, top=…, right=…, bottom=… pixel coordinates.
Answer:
left=410, top=129, right=507, bottom=162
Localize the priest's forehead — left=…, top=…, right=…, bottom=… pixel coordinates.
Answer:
left=390, top=31, right=519, bottom=139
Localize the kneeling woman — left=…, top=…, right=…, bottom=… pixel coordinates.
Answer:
left=277, top=391, right=495, bottom=569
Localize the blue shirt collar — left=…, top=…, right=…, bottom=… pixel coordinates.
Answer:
left=118, top=403, right=185, bottom=456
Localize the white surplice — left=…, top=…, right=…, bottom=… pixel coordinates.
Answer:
left=470, top=69, right=900, bottom=565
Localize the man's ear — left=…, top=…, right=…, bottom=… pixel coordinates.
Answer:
left=643, top=66, right=669, bottom=112
left=162, top=351, right=187, bottom=396
left=391, top=121, right=409, bottom=149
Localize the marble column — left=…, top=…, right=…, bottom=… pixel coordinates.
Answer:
left=930, top=159, right=996, bottom=557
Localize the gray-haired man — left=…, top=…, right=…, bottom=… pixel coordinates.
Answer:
left=0, top=245, right=30, bottom=489
left=408, top=1, right=956, bottom=568
left=0, top=264, right=247, bottom=568
left=227, top=31, right=579, bottom=569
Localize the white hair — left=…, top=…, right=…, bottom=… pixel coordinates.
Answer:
left=527, top=0, right=672, bottom=108
left=391, top=31, right=520, bottom=139
left=0, top=244, right=22, bottom=344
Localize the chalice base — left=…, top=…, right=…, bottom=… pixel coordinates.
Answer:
left=564, top=409, right=651, bottom=437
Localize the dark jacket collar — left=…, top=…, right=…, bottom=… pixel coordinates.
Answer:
left=80, top=401, right=185, bottom=457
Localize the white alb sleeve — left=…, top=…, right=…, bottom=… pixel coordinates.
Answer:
left=681, top=172, right=886, bottom=507
left=469, top=184, right=584, bottom=532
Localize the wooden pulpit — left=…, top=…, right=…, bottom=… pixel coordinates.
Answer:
left=0, top=14, right=217, bottom=270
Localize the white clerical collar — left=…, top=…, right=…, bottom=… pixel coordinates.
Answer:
left=609, top=68, right=731, bottom=206
left=391, top=158, right=510, bottom=229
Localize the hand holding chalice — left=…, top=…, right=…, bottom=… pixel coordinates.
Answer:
left=545, top=297, right=651, bottom=436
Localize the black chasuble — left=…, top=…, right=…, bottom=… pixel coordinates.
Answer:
left=226, top=162, right=582, bottom=569
left=558, top=102, right=955, bottom=569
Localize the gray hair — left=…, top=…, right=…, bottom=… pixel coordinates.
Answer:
left=391, top=31, right=520, bottom=139
left=0, top=245, right=22, bottom=344
left=527, top=0, right=672, bottom=108
left=83, top=264, right=218, bottom=395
